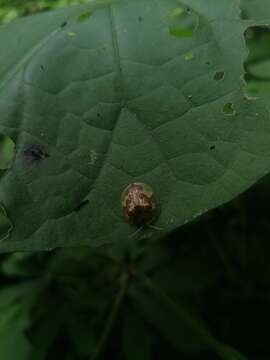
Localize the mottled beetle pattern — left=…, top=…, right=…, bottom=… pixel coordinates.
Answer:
left=121, top=183, right=159, bottom=226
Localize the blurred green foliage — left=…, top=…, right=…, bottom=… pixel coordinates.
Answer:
left=0, top=0, right=86, bottom=23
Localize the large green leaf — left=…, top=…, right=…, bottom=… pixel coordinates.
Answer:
left=1, top=0, right=270, bottom=251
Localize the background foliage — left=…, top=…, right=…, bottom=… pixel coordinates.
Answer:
left=0, top=1, right=270, bottom=360
left=0, top=0, right=86, bottom=23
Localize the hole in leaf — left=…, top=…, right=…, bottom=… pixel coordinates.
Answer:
left=76, top=11, right=92, bottom=22
left=167, top=6, right=198, bottom=38
left=68, top=31, right=76, bottom=37
left=244, top=26, right=270, bottom=99
left=214, top=71, right=225, bottom=81
left=223, top=102, right=236, bottom=116
left=169, top=27, right=194, bottom=38
left=168, top=7, right=186, bottom=18
left=0, top=134, right=15, bottom=170
left=24, top=144, right=49, bottom=163
left=184, top=51, right=194, bottom=61
left=0, top=204, right=13, bottom=241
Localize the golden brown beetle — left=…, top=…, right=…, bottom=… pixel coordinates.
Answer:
left=121, top=183, right=159, bottom=226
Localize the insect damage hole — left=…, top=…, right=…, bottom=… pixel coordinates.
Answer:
left=214, top=71, right=225, bottom=81
left=223, top=102, right=236, bottom=116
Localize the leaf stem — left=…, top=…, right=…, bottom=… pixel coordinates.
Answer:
left=91, top=272, right=129, bottom=360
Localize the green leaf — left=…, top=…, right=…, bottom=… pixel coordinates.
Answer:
left=0, top=133, right=15, bottom=170
left=1, top=0, right=270, bottom=251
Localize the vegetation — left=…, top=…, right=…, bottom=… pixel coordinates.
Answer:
left=0, top=1, right=270, bottom=360
left=0, top=0, right=86, bottom=23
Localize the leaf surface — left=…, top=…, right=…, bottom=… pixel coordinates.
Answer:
left=1, top=0, right=270, bottom=250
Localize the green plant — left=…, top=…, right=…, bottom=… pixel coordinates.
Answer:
left=0, top=0, right=270, bottom=359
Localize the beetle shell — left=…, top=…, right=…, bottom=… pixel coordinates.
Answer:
left=121, top=183, right=158, bottom=226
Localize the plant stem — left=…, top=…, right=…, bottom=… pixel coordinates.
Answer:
left=91, top=272, right=129, bottom=360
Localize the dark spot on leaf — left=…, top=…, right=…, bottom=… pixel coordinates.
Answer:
left=76, top=10, right=92, bottom=22
left=223, top=102, right=236, bottom=116
left=24, top=144, right=49, bottom=163
left=214, top=71, right=225, bottom=81
left=210, top=145, right=216, bottom=150
left=138, top=16, right=143, bottom=22
left=61, top=21, right=67, bottom=28
left=74, top=200, right=89, bottom=212
left=97, top=113, right=101, bottom=117
left=40, top=65, right=45, bottom=71
left=187, top=94, right=193, bottom=100
left=206, top=61, right=210, bottom=65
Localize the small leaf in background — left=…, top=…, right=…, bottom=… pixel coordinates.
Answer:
left=0, top=283, right=38, bottom=360
left=128, top=273, right=214, bottom=353
left=0, top=204, right=13, bottom=241
left=128, top=272, right=248, bottom=360
left=0, top=133, right=15, bottom=170
left=0, top=304, right=31, bottom=360
left=76, top=10, right=92, bottom=22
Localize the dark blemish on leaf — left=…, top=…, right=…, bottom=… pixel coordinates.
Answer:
left=188, top=94, right=193, bottom=100
left=206, top=61, right=210, bottom=65
left=24, top=144, right=49, bottom=163
left=214, top=71, right=225, bottom=81
left=74, top=199, right=89, bottom=212
left=121, top=183, right=159, bottom=226
left=223, top=102, right=236, bottom=116
left=76, top=10, right=92, bottom=22
left=40, top=65, right=45, bottom=71
left=61, top=21, right=67, bottom=28
left=138, top=16, right=143, bottom=22
left=97, top=113, right=101, bottom=117
left=210, top=145, right=216, bottom=150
